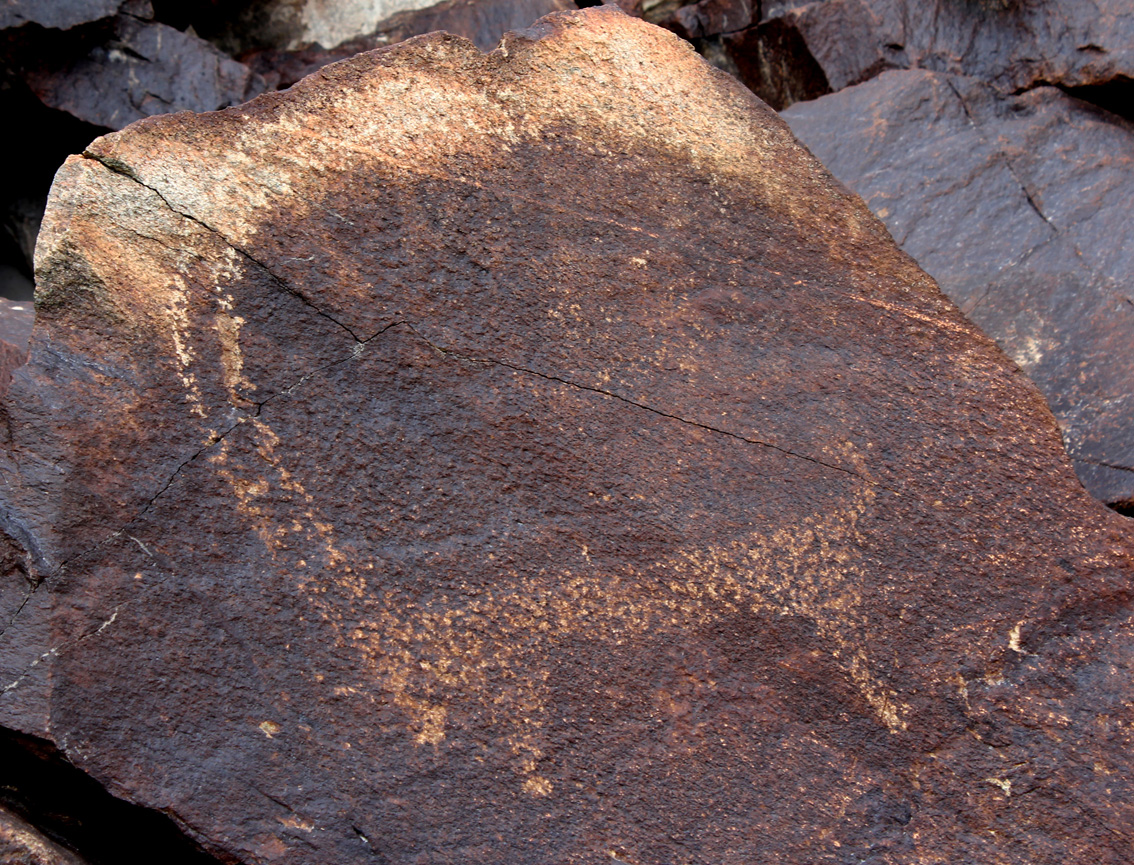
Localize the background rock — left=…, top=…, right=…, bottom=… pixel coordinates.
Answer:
left=712, top=0, right=1134, bottom=111
left=1, top=9, right=1132, bottom=863
left=245, top=0, right=576, bottom=87
left=784, top=69, right=1134, bottom=510
left=175, top=0, right=480, bottom=54
left=22, top=15, right=266, bottom=130
left=718, top=14, right=831, bottom=109
left=0, top=299, right=34, bottom=399
left=0, top=1, right=137, bottom=33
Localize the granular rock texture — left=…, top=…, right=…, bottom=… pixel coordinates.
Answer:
left=1, top=8, right=1133, bottom=864
left=784, top=69, right=1134, bottom=509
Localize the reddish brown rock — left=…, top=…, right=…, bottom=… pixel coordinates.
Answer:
left=0, top=299, right=34, bottom=399
left=784, top=69, right=1134, bottom=510
left=1, top=9, right=1133, bottom=864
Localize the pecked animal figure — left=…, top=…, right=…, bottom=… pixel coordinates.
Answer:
left=0, top=8, right=1131, bottom=864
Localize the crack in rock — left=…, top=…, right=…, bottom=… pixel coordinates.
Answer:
left=81, top=151, right=362, bottom=342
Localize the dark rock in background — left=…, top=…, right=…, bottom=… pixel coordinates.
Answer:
left=784, top=70, right=1134, bottom=509
left=0, top=1, right=136, bottom=33
left=661, top=0, right=752, bottom=40
left=2, top=9, right=1133, bottom=863
left=0, top=68, right=109, bottom=301
left=718, top=14, right=830, bottom=109
left=708, top=0, right=1134, bottom=111
left=22, top=14, right=266, bottom=130
left=199, top=0, right=459, bottom=53
left=244, top=0, right=575, bottom=88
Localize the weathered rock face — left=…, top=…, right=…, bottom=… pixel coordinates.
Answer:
left=0, top=1, right=135, bottom=33
left=1, top=8, right=1133, bottom=864
left=784, top=69, right=1134, bottom=510
left=22, top=14, right=266, bottom=130
left=0, top=724, right=228, bottom=864
left=710, top=0, right=1134, bottom=109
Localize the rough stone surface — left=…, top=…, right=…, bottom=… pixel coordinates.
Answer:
left=0, top=806, right=88, bottom=865
left=715, top=0, right=1134, bottom=109
left=659, top=0, right=752, bottom=41
left=205, top=0, right=468, bottom=52
left=23, top=15, right=265, bottom=130
left=0, top=1, right=126, bottom=32
left=245, top=0, right=575, bottom=88
left=0, top=299, right=33, bottom=399
left=2, top=9, right=1134, bottom=864
left=720, top=14, right=830, bottom=109
left=784, top=69, right=1134, bottom=509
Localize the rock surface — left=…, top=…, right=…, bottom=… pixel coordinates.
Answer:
left=203, top=0, right=470, bottom=53
left=2, top=8, right=1133, bottom=864
left=719, top=14, right=831, bottom=109
left=0, top=725, right=228, bottom=864
left=0, top=1, right=133, bottom=33
left=22, top=14, right=266, bottom=130
left=784, top=69, right=1134, bottom=509
left=245, top=0, right=575, bottom=88
left=0, top=807, right=88, bottom=865
left=0, top=299, right=34, bottom=399
left=710, top=0, right=1134, bottom=109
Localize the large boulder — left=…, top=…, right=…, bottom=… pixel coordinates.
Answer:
left=784, top=69, right=1134, bottom=510
left=1, top=8, right=1132, bottom=863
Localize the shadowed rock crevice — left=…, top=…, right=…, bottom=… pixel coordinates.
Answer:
left=0, top=726, right=230, bottom=865
left=1048, top=75, right=1134, bottom=125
